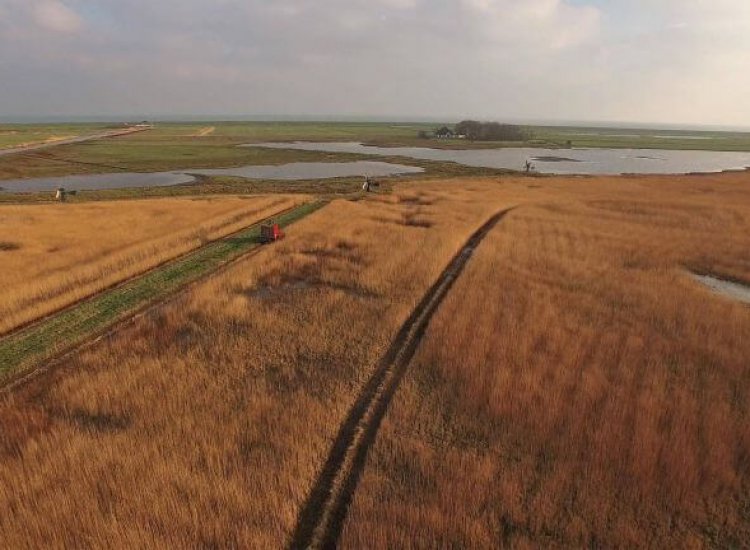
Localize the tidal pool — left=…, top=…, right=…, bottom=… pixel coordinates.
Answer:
left=0, top=161, right=423, bottom=193
left=249, top=142, right=750, bottom=175
left=191, top=160, right=423, bottom=180
left=0, top=172, right=196, bottom=193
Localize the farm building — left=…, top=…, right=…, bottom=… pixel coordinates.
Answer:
left=434, top=126, right=455, bottom=138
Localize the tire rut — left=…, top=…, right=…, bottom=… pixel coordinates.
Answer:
left=289, top=207, right=514, bottom=549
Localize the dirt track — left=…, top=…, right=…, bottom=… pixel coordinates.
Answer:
left=289, top=207, right=514, bottom=549
left=193, top=126, right=216, bottom=137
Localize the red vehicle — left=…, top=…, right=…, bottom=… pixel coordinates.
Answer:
left=260, top=223, right=285, bottom=244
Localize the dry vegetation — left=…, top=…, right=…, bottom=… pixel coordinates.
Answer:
left=0, top=181, right=513, bottom=547
left=0, top=195, right=304, bottom=334
left=1, top=173, right=749, bottom=548
left=341, top=173, right=750, bottom=548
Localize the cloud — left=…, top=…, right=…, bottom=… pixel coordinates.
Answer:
left=584, top=0, right=750, bottom=125
left=0, top=0, right=747, bottom=126
left=461, top=0, right=601, bottom=49
left=32, top=0, right=83, bottom=33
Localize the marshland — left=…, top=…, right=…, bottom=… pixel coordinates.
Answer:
left=0, top=124, right=748, bottom=545
left=3, top=1, right=750, bottom=546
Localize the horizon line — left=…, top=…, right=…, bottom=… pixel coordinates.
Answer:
left=1, top=114, right=749, bottom=132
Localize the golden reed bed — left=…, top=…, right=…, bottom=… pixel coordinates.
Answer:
left=0, top=195, right=304, bottom=335
left=1, top=172, right=749, bottom=547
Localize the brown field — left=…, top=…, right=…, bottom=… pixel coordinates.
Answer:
left=0, top=195, right=304, bottom=335
left=1, top=173, right=749, bottom=547
left=0, top=181, right=512, bottom=547
left=341, top=174, right=750, bottom=548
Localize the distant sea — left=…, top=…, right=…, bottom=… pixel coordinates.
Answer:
left=1, top=114, right=748, bottom=133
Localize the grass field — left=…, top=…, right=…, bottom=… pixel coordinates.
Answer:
left=0, top=195, right=305, bottom=336
left=0, top=122, right=432, bottom=181
left=2, top=121, right=749, bottom=186
left=139, top=121, right=750, bottom=151
left=532, top=125, right=750, bottom=152
left=138, top=121, right=437, bottom=142
left=0, top=172, right=748, bottom=547
left=0, top=137, right=361, bottom=181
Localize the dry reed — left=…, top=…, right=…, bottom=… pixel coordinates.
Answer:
left=341, top=172, right=750, bottom=548
left=0, top=195, right=303, bottom=334
left=0, top=181, right=512, bottom=547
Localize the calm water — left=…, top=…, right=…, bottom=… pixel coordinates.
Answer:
left=192, top=161, right=423, bottom=180
left=0, top=161, right=423, bottom=193
left=691, top=274, right=750, bottom=305
left=250, top=142, right=750, bottom=175
left=0, top=172, right=196, bottom=193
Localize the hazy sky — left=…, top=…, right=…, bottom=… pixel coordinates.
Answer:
left=1, top=0, right=748, bottom=126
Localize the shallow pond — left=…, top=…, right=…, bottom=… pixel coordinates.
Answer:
left=192, top=160, right=423, bottom=180
left=0, top=172, right=196, bottom=193
left=0, top=161, right=423, bottom=193
left=249, top=142, right=750, bottom=175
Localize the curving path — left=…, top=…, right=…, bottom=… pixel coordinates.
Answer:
left=290, top=207, right=514, bottom=549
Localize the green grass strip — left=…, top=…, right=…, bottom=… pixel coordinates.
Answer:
left=0, top=200, right=326, bottom=378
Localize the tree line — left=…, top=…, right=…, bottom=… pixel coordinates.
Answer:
left=419, top=121, right=531, bottom=141
left=454, top=120, right=530, bottom=141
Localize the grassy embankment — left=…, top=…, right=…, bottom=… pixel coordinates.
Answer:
left=341, top=173, right=750, bottom=548
left=0, top=124, right=109, bottom=150
left=0, top=200, right=321, bottom=378
left=0, top=181, right=514, bottom=547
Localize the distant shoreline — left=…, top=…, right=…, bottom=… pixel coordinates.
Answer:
left=1, top=116, right=749, bottom=133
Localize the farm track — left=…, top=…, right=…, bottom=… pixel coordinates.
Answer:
left=289, top=207, right=514, bottom=550
left=0, top=200, right=326, bottom=393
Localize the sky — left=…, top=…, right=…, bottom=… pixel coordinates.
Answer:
left=0, top=0, right=748, bottom=127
